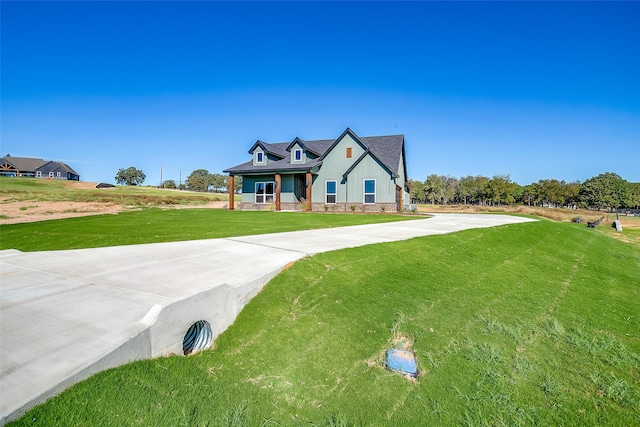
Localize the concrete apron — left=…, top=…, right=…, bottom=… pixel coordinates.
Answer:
left=0, top=214, right=536, bottom=424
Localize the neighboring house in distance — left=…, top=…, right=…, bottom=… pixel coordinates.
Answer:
left=0, top=155, right=80, bottom=181
left=224, top=128, right=410, bottom=212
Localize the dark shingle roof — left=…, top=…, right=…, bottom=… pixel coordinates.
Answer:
left=58, top=162, right=79, bottom=176
left=41, top=161, right=79, bottom=176
left=1, top=156, right=47, bottom=172
left=1, top=156, right=80, bottom=177
left=225, top=129, right=405, bottom=177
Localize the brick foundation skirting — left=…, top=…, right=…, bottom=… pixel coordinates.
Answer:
left=237, top=202, right=401, bottom=213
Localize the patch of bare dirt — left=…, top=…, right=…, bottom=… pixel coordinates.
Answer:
left=0, top=199, right=230, bottom=224
left=0, top=200, right=124, bottom=224
left=63, top=181, right=104, bottom=190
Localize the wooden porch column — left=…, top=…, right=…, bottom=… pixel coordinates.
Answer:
left=275, top=173, right=281, bottom=211
left=228, top=175, right=235, bottom=210
left=305, top=172, right=312, bottom=212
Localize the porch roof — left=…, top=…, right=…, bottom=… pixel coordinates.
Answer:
left=224, top=159, right=321, bottom=175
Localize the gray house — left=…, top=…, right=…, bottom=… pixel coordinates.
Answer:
left=0, top=155, right=80, bottom=181
left=224, top=128, right=410, bottom=212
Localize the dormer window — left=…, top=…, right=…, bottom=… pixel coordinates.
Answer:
left=256, top=151, right=264, bottom=164
left=294, top=149, right=302, bottom=162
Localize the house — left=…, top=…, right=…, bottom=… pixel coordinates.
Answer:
left=223, top=128, right=410, bottom=212
left=0, top=155, right=80, bottom=181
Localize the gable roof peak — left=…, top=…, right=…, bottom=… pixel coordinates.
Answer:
left=248, top=140, right=287, bottom=159
left=317, top=127, right=368, bottom=162
left=285, top=137, right=305, bottom=152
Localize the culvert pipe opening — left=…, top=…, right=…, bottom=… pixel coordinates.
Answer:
left=183, top=320, right=212, bottom=355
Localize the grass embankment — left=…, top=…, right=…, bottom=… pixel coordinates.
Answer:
left=419, top=203, right=640, bottom=246
left=0, top=176, right=233, bottom=206
left=9, top=220, right=639, bottom=426
left=0, top=209, right=418, bottom=251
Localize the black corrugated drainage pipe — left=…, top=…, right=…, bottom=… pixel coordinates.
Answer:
left=183, top=320, right=212, bottom=355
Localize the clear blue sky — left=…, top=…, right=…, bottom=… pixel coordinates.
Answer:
left=2, top=1, right=638, bottom=186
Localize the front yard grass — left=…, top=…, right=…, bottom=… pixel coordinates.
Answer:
left=0, top=209, right=418, bottom=251
left=8, top=220, right=639, bottom=426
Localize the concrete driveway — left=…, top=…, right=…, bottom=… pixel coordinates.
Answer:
left=0, top=213, right=535, bottom=424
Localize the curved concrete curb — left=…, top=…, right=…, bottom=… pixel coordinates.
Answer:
left=142, top=268, right=284, bottom=357
left=0, top=214, right=536, bottom=424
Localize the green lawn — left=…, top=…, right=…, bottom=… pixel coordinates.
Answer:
left=8, top=220, right=639, bottom=426
left=0, top=209, right=418, bottom=251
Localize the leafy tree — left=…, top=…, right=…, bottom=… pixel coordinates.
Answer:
left=537, top=179, right=565, bottom=207
left=487, top=174, right=517, bottom=206
left=408, top=178, right=425, bottom=203
left=232, top=175, right=243, bottom=194
left=186, top=169, right=213, bottom=192
left=163, top=180, right=176, bottom=189
left=442, top=175, right=458, bottom=204
left=424, top=174, right=445, bottom=204
left=630, top=182, right=640, bottom=209
left=564, top=182, right=581, bottom=208
left=522, top=183, right=539, bottom=206
left=115, top=167, right=145, bottom=186
left=456, top=175, right=475, bottom=204
left=511, top=183, right=524, bottom=205
left=471, top=175, right=490, bottom=205
left=210, top=173, right=227, bottom=192
left=579, top=172, right=631, bottom=210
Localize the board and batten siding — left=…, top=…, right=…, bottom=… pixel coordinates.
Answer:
left=312, top=134, right=365, bottom=203
left=344, top=154, right=396, bottom=203
left=312, top=133, right=397, bottom=204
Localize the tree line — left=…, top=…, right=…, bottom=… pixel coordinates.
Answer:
left=163, top=169, right=242, bottom=193
left=409, top=172, right=640, bottom=210
left=117, top=166, right=638, bottom=210
left=115, top=167, right=241, bottom=193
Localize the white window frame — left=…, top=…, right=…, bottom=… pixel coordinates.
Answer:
left=293, top=148, right=302, bottom=162
left=36, top=171, right=42, bottom=177
left=255, top=181, right=274, bottom=204
left=49, top=171, right=54, bottom=178
left=256, top=151, right=265, bottom=164
left=363, top=179, right=376, bottom=204
left=56, top=172, right=61, bottom=177
left=325, top=180, right=337, bottom=204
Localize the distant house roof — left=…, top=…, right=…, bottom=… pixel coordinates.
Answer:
left=1, top=155, right=80, bottom=178
left=225, top=128, right=405, bottom=177
left=1, top=156, right=47, bottom=172
left=60, top=162, right=80, bottom=176
left=39, top=161, right=80, bottom=176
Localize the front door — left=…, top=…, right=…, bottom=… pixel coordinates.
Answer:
left=395, top=185, right=402, bottom=212
left=294, top=174, right=306, bottom=201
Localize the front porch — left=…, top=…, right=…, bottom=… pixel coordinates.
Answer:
left=229, top=172, right=313, bottom=212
